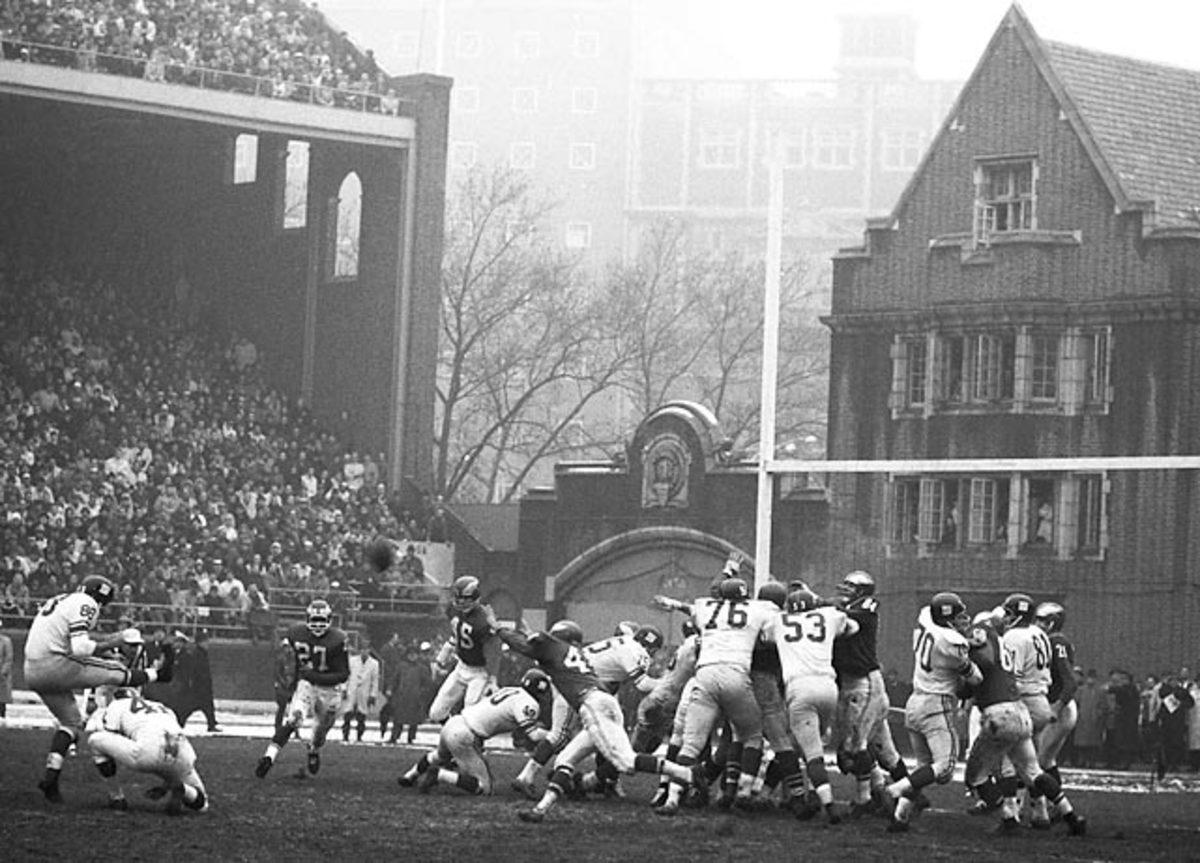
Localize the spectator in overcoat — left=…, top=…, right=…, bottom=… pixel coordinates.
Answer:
left=383, top=645, right=431, bottom=744
left=170, top=630, right=221, bottom=732
left=1072, top=668, right=1106, bottom=767
left=341, top=641, right=381, bottom=743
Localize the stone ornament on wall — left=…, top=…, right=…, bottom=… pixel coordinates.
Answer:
left=642, top=432, right=691, bottom=509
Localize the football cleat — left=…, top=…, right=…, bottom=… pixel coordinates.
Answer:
left=824, top=804, right=842, bottom=826
left=1066, top=814, right=1087, bottom=836
left=510, top=777, right=539, bottom=800
left=254, top=756, right=273, bottom=779
left=517, top=809, right=545, bottom=824
left=397, top=773, right=416, bottom=788
left=107, top=795, right=129, bottom=811
left=653, top=799, right=679, bottom=817
left=688, top=765, right=711, bottom=806
left=307, top=750, right=321, bottom=776
left=995, top=817, right=1020, bottom=834
left=966, top=799, right=1000, bottom=816
left=847, top=800, right=878, bottom=820
left=1031, top=815, right=1051, bottom=830
left=886, top=817, right=910, bottom=833
left=649, top=786, right=669, bottom=808
left=38, top=778, right=63, bottom=804
left=791, top=794, right=821, bottom=821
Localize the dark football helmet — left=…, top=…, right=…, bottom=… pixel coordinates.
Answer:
left=633, top=625, right=664, bottom=653
left=836, top=570, right=876, bottom=608
left=757, top=581, right=788, bottom=609
left=452, top=576, right=482, bottom=612
left=520, top=668, right=552, bottom=699
left=1000, top=593, right=1035, bottom=629
left=929, top=591, right=969, bottom=631
left=718, top=577, right=749, bottom=600
left=548, top=619, right=584, bottom=645
left=306, top=599, right=333, bottom=637
left=79, top=574, right=116, bottom=606
left=1034, top=601, right=1065, bottom=634
left=681, top=618, right=699, bottom=639
left=786, top=587, right=821, bottom=613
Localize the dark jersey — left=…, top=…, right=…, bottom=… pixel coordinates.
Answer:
left=750, top=634, right=782, bottom=676
left=447, top=604, right=494, bottom=668
left=498, top=629, right=599, bottom=710
left=286, top=623, right=351, bottom=687
left=967, top=623, right=1018, bottom=709
left=1047, top=632, right=1077, bottom=704
left=832, top=598, right=881, bottom=681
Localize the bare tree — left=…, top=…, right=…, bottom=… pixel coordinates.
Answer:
left=435, top=167, right=626, bottom=502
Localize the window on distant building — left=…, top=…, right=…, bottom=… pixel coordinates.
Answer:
left=572, top=87, right=597, bottom=113
left=456, top=32, right=481, bottom=58
left=1029, top=331, right=1059, bottom=402
left=456, top=86, right=480, bottom=113
left=881, top=128, right=925, bottom=171
left=889, top=335, right=928, bottom=412
left=393, top=31, right=419, bottom=59
left=932, top=331, right=1016, bottom=405
left=974, top=158, right=1036, bottom=244
left=783, top=131, right=807, bottom=168
left=811, top=127, right=855, bottom=169
left=280, top=140, right=309, bottom=229
left=1083, top=327, right=1112, bottom=407
left=512, top=87, right=538, bottom=113
left=232, top=133, right=258, bottom=184
left=887, top=472, right=1106, bottom=558
left=514, top=30, right=540, bottom=59
left=697, top=129, right=740, bottom=169
left=509, top=142, right=536, bottom=170
left=329, top=172, right=361, bottom=281
left=449, top=142, right=477, bottom=170
left=573, top=30, right=599, bottom=58
left=565, top=222, right=592, bottom=249
left=569, top=143, right=596, bottom=170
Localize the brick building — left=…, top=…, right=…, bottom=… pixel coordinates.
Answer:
left=823, top=6, right=1200, bottom=674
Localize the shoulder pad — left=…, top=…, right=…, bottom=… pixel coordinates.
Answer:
left=859, top=597, right=878, bottom=613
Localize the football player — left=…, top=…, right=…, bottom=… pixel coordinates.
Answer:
left=883, top=591, right=982, bottom=833
left=428, top=576, right=500, bottom=722
left=633, top=619, right=700, bottom=808
left=829, top=570, right=909, bottom=818
left=494, top=616, right=698, bottom=822
left=1034, top=602, right=1078, bottom=803
left=764, top=586, right=858, bottom=824
left=399, top=668, right=553, bottom=795
left=23, top=575, right=174, bottom=802
left=998, top=592, right=1054, bottom=826
left=87, top=688, right=208, bottom=815
left=961, top=613, right=1086, bottom=835
left=653, top=565, right=779, bottom=812
left=255, top=599, right=350, bottom=779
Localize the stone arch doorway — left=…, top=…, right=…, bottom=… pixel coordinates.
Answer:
left=548, top=526, right=754, bottom=644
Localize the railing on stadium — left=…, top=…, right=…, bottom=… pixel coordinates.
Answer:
left=0, top=39, right=414, bottom=116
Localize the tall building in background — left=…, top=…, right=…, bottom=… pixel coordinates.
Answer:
left=352, top=0, right=634, bottom=267
left=627, top=15, right=959, bottom=285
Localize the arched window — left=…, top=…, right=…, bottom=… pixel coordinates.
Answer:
left=330, top=172, right=361, bottom=279
left=281, top=141, right=310, bottom=229
left=232, top=133, right=258, bottom=184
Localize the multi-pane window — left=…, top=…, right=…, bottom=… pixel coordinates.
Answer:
left=456, top=32, right=481, bottom=58
left=573, top=31, right=599, bottom=57
left=514, top=31, right=540, bottom=59
left=281, top=140, right=309, bottom=229
left=888, top=473, right=1106, bottom=557
left=783, top=132, right=807, bottom=168
left=1083, top=328, right=1111, bottom=405
left=512, top=87, right=538, bottom=113
left=934, top=332, right=1015, bottom=404
left=1030, top=333, right=1059, bottom=401
left=697, top=130, right=741, bottom=169
left=811, top=128, right=855, bottom=169
left=233, top=133, right=258, bottom=184
left=975, top=159, right=1035, bottom=243
left=509, top=142, right=536, bottom=170
left=571, top=87, right=597, bottom=114
left=881, top=128, right=925, bottom=170
left=890, top=335, right=927, bottom=411
left=569, top=143, right=596, bottom=171
left=330, top=172, right=361, bottom=280
left=565, top=222, right=592, bottom=249
left=449, top=141, right=478, bottom=170
left=393, top=31, right=419, bottom=59
left=456, top=86, right=480, bottom=113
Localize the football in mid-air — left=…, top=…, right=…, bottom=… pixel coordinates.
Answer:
left=365, top=540, right=396, bottom=573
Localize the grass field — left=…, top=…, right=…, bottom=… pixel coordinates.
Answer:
left=1, top=728, right=1197, bottom=862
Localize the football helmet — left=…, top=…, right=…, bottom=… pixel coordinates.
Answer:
left=757, top=581, right=788, bottom=609
left=836, top=571, right=876, bottom=608
left=786, top=587, right=821, bottom=612
left=548, top=619, right=584, bottom=645
left=306, top=599, right=333, bottom=637
left=1034, top=601, right=1066, bottom=633
left=718, top=577, right=749, bottom=600
left=451, top=576, right=482, bottom=612
left=681, top=618, right=699, bottom=639
left=79, top=574, right=116, bottom=606
left=633, top=625, right=664, bottom=653
left=520, top=668, right=552, bottom=699
left=708, top=575, right=725, bottom=598
left=1000, top=593, right=1035, bottom=629
left=614, top=620, right=639, bottom=637
left=929, top=591, right=969, bottom=631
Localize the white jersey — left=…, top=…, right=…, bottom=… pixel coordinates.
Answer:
left=85, top=694, right=183, bottom=739
left=460, top=686, right=542, bottom=739
left=584, top=635, right=651, bottom=686
left=1002, top=625, right=1052, bottom=696
left=691, top=597, right=777, bottom=672
left=651, top=635, right=699, bottom=699
left=766, top=605, right=853, bottom=681
left=25, top=592, right=102, bottom=661
left=910, top=607, right=973, bottom=696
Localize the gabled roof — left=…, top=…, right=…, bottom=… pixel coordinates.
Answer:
left=1044, top=40, right=1200, bottom=230
left=871, top=4, right=1200, bottom=241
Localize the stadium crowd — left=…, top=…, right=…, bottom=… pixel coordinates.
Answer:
left=0, top=0, right=404, bottom=114
left=0, top=254, right=445, bottom=639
